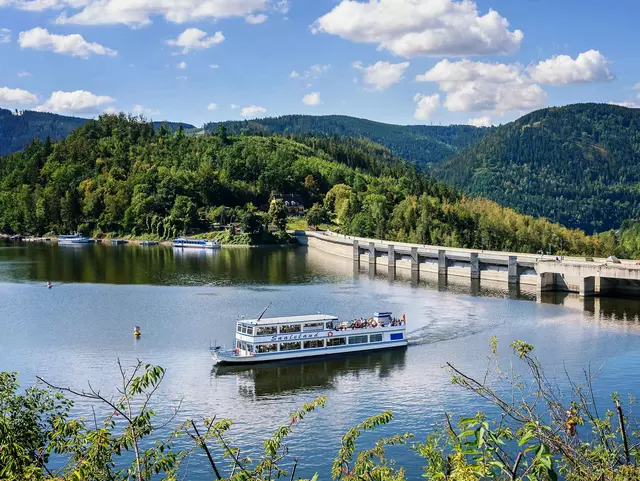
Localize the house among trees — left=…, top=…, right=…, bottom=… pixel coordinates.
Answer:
left=271, top=194, right=305, bottom=215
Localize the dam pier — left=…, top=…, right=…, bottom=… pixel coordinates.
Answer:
left=297, top=231, right=640, bottom=298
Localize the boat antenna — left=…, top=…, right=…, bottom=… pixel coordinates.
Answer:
left=256, top=302, right=271, bottom=322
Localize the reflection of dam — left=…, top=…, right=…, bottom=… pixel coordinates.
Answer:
left=212, top=348, right=407, bottom=398
left=540, top=291, right=640, bottom=327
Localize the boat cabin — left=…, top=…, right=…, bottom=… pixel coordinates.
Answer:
left=233, top=312, right=404, bottom=357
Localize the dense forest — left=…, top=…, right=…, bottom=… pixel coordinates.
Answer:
left=0, top=114, right=615, bottom=256
left=434, top=103, right=640, bottom=233
left=0, top=107, right=195, bottom=157
left=203, top=114, right=489, bottom=167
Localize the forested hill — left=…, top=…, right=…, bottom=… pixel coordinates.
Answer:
left=0, top=108, right=195, bottom=157
left=433, top=103, right=640, bottom=233
left=203, top=115, right=489, bottom=167
left=0, top=114, right=612, bottom=256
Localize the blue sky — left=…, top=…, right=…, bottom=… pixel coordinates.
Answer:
left=1, top=0, right=639, bottom=127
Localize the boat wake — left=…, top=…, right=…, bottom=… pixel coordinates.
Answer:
left=404, top=312, right=505, bottom=346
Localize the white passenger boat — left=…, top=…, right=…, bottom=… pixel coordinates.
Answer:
left=58, top=234, right=95, bottom=245
left=172, top=238, right=221, bottom=249
left=211, top=311, right=407, bottom=364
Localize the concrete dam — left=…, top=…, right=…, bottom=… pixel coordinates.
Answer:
left=297, top=231, right=640, bottom=298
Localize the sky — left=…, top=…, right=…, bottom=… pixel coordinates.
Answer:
left=1, top=0, right=639, bottom=127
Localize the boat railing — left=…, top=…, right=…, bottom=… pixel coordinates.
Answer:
left=337, top=319, right=405, bottom=330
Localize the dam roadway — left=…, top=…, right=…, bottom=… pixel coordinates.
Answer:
left=296, top=231, right=640, bottom=298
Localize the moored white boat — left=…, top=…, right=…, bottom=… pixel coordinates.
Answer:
left=172, top=238, right=220, bottom=249
left=211, top=311, right=407, bottom=364
left=58, top=234, right=95, bottom=245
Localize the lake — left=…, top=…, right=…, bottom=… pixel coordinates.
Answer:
left=2, top=241, right=640, bottom=479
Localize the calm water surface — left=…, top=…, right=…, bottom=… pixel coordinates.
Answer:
left=2, top=241, right=640, bottom=478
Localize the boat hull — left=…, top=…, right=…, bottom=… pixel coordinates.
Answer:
left=172, top=242, right=220, bottom=249
left=58, top=239, right=94, bottom=245
left=212, top=339, right=408, bottom=365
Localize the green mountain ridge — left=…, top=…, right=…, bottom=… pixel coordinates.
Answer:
left=0, top=114, right=607, bottom=257
left=203, top=114, right=490, bottom=167
left=433, top=103, right=640, bottom=233
left=0, top=108, right=195, bottom=157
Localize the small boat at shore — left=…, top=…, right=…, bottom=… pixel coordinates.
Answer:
left=140, top=241, right=158, bottom=246
left=173, top=238, right=220, bottom=249
left=110, top=239, right=128, bottom=245
left=58, top=234, right=94, bottom=245
left=211, top=311, right=407, bottom=365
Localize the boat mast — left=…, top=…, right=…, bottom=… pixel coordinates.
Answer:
left=255, top=302, right=272, bottom=323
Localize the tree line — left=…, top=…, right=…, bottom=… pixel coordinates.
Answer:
left=0, top=113, right=628, bottom=256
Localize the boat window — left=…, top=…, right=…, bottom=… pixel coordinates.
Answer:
left=348, top=335, right=369, bottom=345
left=279, top=324, right=301, bottom=333
left=245, top=326, right=254, bottom=336
left=237, top=325, right=242, bottom=333
left=327, top=337, right=346, bottom=346
left=256, top=343, right=277, bottom=353
left=279, top=341, right=301, bottom=351
left=303, top=340, right=325, bottom=349
left=325, top=321, right=335, bottom=329
left=236, top=340, right=241, bottom=349
left=303, top=322, right=324, bottom=332
left=245, top=343, right=254, bottom=352
left=369, top=333, right=383, bottom=343
left=256, top=326, right=277, bottom=336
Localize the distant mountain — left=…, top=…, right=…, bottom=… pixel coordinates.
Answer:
left=433, top=103, right=640, bottom=233
left=0, top=108, right=195, bottom=157
left=203, top=114, right=490, bottom=167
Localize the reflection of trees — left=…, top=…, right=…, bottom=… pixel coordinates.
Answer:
left=0, top=244, right=323, bottom=285
left=211, top=347, right=407, bottom=398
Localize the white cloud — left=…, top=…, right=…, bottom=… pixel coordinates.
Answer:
left=609, top=101, right=640, bottom=109
left=353, top=60, right=409, bottom=91
left=177, top=61, right=187, bottom=69
left=167, top=28, right=224, bottom=54
left=633, top=82, right=640, bottom=91
left=0, top=28, right=11, bottom=43
left=18, top=27, right=117, bottom=58
left=275, top=0, right=289, bottom=14
left=302, top=92, right=321, bottom=106
left=131, top=104, right=159, bottom=117
left=0, top=86, right=38, bottom=104
left=413, top=93, right=440, bottom=120
left=417, top=58, right=547, bottom=114
left=290, top=64, right=330, bottom=80
left=103, top=105, right=118, bottom=114
left=312, top=0, right=523, bottom=58
left=210, top=63, right=220, bottom=69
left=17, top=71, right=31, bottom=77
left=207, top=102, right=217, bottom=110
left=53, top=0, right=274, bottom=26
left=240, top=105, right=266, bottom=117
left=35, top=90, right=114, bottom=113
left=468, top=116, right=491, bottom=127
left=230, top=103, right=239, bottom=109
left=527, top=49, right=614, bottom=85
left=245, top=13, right=267, bottom=23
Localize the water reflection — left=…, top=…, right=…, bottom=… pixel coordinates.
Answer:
left=4, top=239, right=640, bottom=324
left=0, top=242, right=336, bottom=286
left=211, top=348, right=407, bottom=398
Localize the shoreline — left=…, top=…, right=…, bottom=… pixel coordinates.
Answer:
left=0, top=233, right=299, bottom=248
